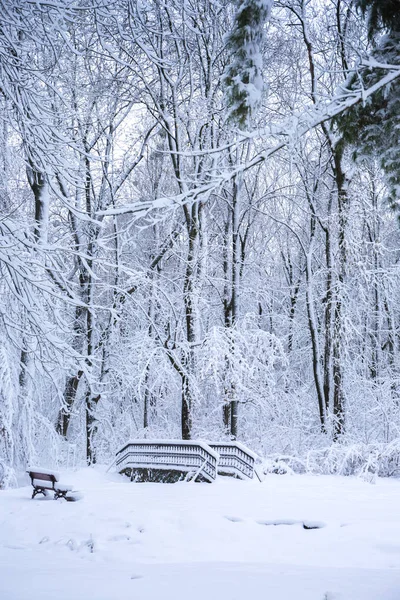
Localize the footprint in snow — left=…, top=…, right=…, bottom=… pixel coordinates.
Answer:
left=39, top=536, right=50, bottom=544
left=302, top=520, right=326, bottom=530
left=257, top=519, right=298, bottom=526
left=67, top=539, right=77, bottom=551
left=225, top=516, right=244, bottom=523
left=107, top=534, right=131, bottom=542
left=256, top=519, right=326, bottom=529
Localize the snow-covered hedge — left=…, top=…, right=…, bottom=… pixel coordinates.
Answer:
left=262, top=440, right=400, bottom=479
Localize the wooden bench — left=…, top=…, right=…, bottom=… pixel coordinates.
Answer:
left=27, top=468, right=73, bottom=500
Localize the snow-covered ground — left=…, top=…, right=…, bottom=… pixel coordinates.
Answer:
left=1, top=468, right=400, bottom=600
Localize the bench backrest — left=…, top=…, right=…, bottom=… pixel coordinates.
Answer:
left=28, top=471, right=57, bottom=483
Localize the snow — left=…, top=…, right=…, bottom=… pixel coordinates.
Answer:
left=118, top=439, right=220, bottom=460
left=1, top=468, right=400, bottom=599
left=209, top=440, right=259, bottom=460
left=53, top=483, right=73, bottom=492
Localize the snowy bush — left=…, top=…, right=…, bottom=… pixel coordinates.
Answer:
left=262, top=440, right=400, bottom=479
left=261, top=456, right=304, bottom=475
left=0, top=461, right=17, bottom=489
left=305, top=440, right=400, bottom=478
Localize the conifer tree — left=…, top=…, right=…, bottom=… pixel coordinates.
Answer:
left=338, top=0, right=400, bottom=206
left=223, top=0, right=272, bottom=129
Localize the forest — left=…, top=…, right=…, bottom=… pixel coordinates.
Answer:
left=1, top=0, right=400, bottom=486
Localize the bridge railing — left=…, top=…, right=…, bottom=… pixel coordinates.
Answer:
left=208, top=442, right=257, bottom=480
left=115, top=440, right=219, bottom=483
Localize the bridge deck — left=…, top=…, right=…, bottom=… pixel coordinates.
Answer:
left=116, top=440, right=257, bottom=482
left=209, top=442, right=256, bottom=480
left=116, top=440, right=219, bottom=483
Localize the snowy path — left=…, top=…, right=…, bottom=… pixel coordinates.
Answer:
left=1, top=468, right=400, bottom=599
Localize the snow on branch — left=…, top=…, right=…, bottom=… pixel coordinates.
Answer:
left=98, top=65, right=400, bottom=220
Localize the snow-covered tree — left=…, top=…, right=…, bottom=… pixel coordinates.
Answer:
left=224, top=0, right=272, bottom=128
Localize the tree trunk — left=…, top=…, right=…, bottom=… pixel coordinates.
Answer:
left=323, top=201, right=333, bottom=417
left=305, top=238, right=326, bottom=431
left=86, top=392, right=100, bottom=465
left=332, top=150, right=348, bottom=440
left=181, top=207, right=199, bottom=440
left=57, top=370, right=84, bottom=437
left=181, top=373, right=192, bottom=440
left=27, top=164, right=49, bottom=245
left=229, top=171, right=241, bottom=439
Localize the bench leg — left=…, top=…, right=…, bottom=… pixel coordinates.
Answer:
left=54, top=490, right=68, bottom=500
left=32, top=487, right=46, bottom=499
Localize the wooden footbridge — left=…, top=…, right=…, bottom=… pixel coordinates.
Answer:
left=115, top=440, right=258, bottom=482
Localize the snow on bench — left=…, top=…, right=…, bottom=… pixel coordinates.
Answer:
left=115, top=440, right=219, bottom=483
left=27, top=467, right=73, bottom=500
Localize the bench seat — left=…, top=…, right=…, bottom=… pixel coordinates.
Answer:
left=32, top=478, right=54, bottom=490
left=55, top=483, right=73, bottom=493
